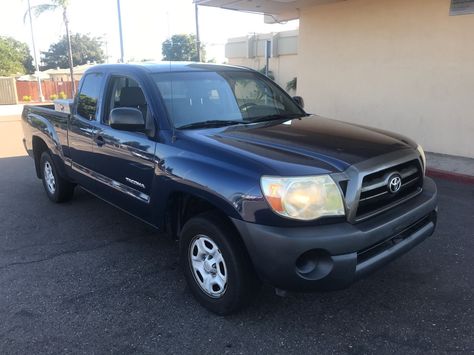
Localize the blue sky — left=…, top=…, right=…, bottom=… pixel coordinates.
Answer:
left=2, top=0, right=298, bottom=64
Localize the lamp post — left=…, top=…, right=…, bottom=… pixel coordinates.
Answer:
left=195, top=3, right=201, bottom=62
left=117, top=0, right=125, bottom=63
left=27, top=0, right=44, bottom=102
left=265, top=40, right=271, bottom=77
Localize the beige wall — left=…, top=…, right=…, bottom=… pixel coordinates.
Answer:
left=298, top=0, right=474, bottom=158
left=228, top=55, right=298, bottom=91
left=226, top=30, right=299, bottom=91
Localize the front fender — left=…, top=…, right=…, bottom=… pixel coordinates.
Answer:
left=152, top=153, right=264, bottom=226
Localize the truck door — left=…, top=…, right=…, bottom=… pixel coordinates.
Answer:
left=68, top=72, right=104, bottom=189
left=90, top=75, right=157, bottom=221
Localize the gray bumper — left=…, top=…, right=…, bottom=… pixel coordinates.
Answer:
left=232, top=177, right=438, bottom=291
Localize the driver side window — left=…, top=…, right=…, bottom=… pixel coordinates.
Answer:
left=104, top=76, right=154, bottom=133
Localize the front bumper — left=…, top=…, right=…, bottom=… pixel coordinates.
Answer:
left=232, top=177, right=438, bottom=291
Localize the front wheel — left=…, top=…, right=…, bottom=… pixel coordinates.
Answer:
left=180, top=211, right=260, bottom=315
left=40, top=151, right=75, bottom=203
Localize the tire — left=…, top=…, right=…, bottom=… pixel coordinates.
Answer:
left=180, top=211, right=260, bottom=315
left=40, top=151, right=75, bottom=203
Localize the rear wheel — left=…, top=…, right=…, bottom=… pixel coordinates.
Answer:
left=180, top=211, right=260, bottom=315
left=40, top=151, right=75, bottom=203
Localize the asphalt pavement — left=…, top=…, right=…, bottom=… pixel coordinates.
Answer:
left=0, top=155, right=473, bottom=354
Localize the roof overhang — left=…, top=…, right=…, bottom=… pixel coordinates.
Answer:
left=194, top=0, right=345, bottom=23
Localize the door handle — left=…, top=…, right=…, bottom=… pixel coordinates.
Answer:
left=94, top=135, right=105, bottom=147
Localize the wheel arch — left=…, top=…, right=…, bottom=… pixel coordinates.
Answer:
left=32, top=136, right=49, bottom=178
left=31, top=134, right=70, bottom=181
left=163, top=190, right=242, bottom=242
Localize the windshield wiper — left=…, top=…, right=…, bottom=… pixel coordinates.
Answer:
left=248, top=113, right=306, bottom=124
left=177, top=120, right=244, bottom=130
left=177, top=113, right=307, bottom=129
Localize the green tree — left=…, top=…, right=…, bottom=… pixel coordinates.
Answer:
left=42, top=34, right=104, bottom=69
left=0, top=36, right=34, bottom=76
left=27, top=0, right=76, bottom=95
left=162, top=34, right=205, bottom=62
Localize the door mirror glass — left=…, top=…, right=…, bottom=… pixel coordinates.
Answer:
left=109, top=107, right=145, bottom=131
left=292, top=96, right=304, bottom=109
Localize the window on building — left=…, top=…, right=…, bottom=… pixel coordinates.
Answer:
left=450, top=0, right=474, bottom=15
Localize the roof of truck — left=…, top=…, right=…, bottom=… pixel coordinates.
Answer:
left=84, top=62, right=255, bottom=75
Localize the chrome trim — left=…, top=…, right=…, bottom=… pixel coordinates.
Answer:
left=64, top=157, right=72, bottom=167
left=71, top=162, right=150, bottom=203
left=331, top=150, right=424, bottom=224
left=359, top=190, right=388, bottom=202
left=125, top=177, right=146, bottom=189
left=359, top=176, right=420, bottom=202
left=403, top=177, right=420, bottom=187
left=361, top=166, right=418, bottom=192
left=355, top=188, right=423, bottom=222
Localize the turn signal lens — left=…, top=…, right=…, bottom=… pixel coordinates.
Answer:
left=417, top=145, right=427, bottom=175
left=261, top=175, right=345, bottom=221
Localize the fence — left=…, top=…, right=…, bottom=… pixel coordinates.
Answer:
left=0, top=77, right=18, bottom=105
left=16, top=80, right=79, bottom=102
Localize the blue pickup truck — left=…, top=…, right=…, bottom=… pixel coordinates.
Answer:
left=22, top=63, right=438, bottom=315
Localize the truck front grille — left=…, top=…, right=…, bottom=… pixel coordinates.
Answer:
left=355, top=160, right=423, bottom=221
left=357, top=212, right=435, bottom=264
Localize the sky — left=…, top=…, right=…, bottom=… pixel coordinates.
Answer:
left=1, top=0, right=298, bottom=65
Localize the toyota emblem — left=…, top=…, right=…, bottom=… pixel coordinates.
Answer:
left=388, top=174, right=402, bottom=194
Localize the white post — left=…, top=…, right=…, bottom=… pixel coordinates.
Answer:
left=195, top=4, right=201, bottom=62
left=27, top=0, right=44, bottom=102
left=265, top=40, right=271, bottom=77
left=117, top=0, right=125, bottom=63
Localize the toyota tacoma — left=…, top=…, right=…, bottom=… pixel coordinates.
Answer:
left=21, top=63, right=438, bottom=315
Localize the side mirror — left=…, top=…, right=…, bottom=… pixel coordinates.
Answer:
left=54, top=99, right=73, bottom=114
left=292, top=96, right=304, bottom=109
left=109, top=107, right=145, bottom=131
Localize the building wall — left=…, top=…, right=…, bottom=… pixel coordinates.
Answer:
left=298, top=0, right=474, bottom=158
left=228, top=55, right=298, bottom=91
left=226, top=30, right=299, bottom=91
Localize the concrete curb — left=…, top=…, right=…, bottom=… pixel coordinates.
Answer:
left=427, top=168, right=474, bottom=185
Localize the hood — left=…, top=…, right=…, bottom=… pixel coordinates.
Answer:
left=181, top=115, right=415, bottom=175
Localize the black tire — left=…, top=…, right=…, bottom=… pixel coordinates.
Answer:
left=40, top=151, right=75, bottom=203
left=180, top=211, right=260, bottom=315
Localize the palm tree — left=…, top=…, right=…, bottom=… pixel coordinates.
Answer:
left=25, top=0, right=76, bottom=96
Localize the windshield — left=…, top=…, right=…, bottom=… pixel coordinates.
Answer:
left=152, top=71, right=305, bottom=129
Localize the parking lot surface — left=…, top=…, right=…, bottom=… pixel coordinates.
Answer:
left=0, top=121, right=473, bottom=353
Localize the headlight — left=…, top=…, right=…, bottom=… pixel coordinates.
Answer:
left=260, top=175, right=345, bottom=221
left=417, top=145, right=426, bottom=174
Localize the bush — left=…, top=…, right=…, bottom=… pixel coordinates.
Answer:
left=286, top=77, right=297, bottom=92
left=58, top=91, right=67, bottom=99
left=258, top=66, right=275, bottom=81
left=50, top=94, right=58, bottom=100
left=22, top=95, right=31, bottom=102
